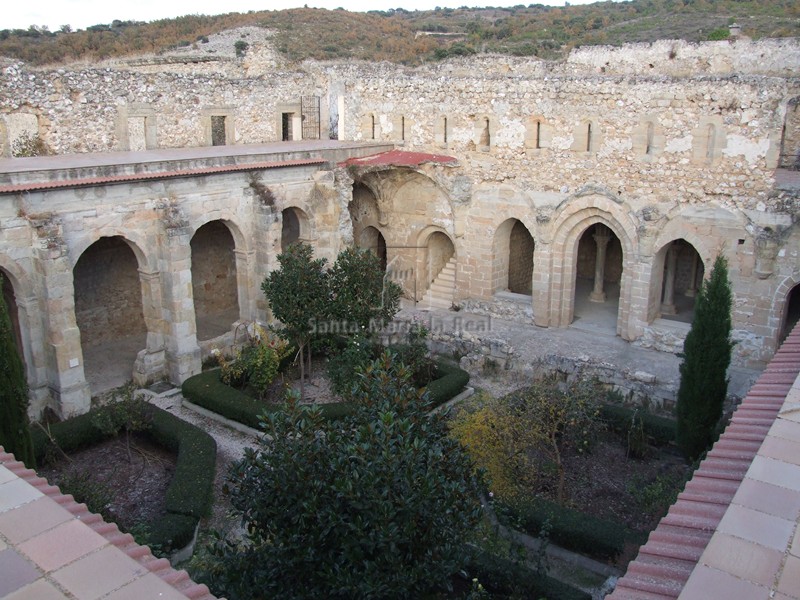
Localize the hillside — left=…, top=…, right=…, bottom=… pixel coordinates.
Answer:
left=0, top=0, right=798, bottom=66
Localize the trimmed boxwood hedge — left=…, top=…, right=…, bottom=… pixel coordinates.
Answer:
left=182, top=358, right=469, bottom=429
left=467, top=550, right=591, bottom=600
left=498, top=496, right=643, bottom=561
left=32, top=404, right=216, bottom=553
left=601, top=403, right=677, bottom=446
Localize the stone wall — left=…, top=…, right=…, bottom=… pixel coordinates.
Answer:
left=0, top=35, right=799, bottom=418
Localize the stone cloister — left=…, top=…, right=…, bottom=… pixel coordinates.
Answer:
left=1, top=35, right=800, bottom=418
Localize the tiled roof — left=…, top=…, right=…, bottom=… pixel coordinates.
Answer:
left=0, top=158, right=326, bottom=194
left=609, top=324, right=800, bottom=600
left=0, top=448, right=217, bottom=600
left=340, top=149, right=459, bottom=168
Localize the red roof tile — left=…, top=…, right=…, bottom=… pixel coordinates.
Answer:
left=0, top=449, right=217, bottom=600
left=608, top=321, right=800, bottom=599
left=0, top=158, right=325, bottom=194
left=339, top=148, right=459, bottom=168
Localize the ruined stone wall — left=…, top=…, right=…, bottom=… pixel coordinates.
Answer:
left=0, top=60, right=325, bottom=154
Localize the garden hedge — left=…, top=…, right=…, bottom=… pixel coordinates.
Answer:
left=601, top=403, right=677, bottom=446
left=467, top=550, right=591, bottom=600
left=182, top=359, right=470, bottom=429
left=498, top=497, right=641, bottom=561
left=32, top=404, right=216, bottom=553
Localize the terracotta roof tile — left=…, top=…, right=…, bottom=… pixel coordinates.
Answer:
left=339, top=148, right=459, bottom=168
left=608, top=321, right=800, bottom=599
left=0, top=448, right=217, bottom=600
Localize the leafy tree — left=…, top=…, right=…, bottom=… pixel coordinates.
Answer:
left=90, top=382, right=151, bottom=463
left=0, top=274, right=35, bottom=467
left=327, top=246, right=402, bottom=332
left=261, top=242, right=329, bottom=400
left=198, top=353, right=483, bottom=600
left=676, top=254, right=733, bottom=461
left=451, top=376, right=602, bottom=504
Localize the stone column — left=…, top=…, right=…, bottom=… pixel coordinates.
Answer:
left=685, top=251, right=699, bottom=298
left=589, top=224, right=611, bottom=303
left=133, top=269, right=167, bottom=387
left=661, top=244, right=678, bottom=315
left=161, top=224, right=202, bottom=385
left=33, top=231, right=91, bottom=417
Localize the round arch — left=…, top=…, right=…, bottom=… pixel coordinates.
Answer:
left=281, top=206, right=312, bottom=251
left=414, top=226, right=456, bottom=304
left=190, top=220, right=241, bottom=341
left=73, top=235, right=148, bottom=394
left=771, top=272, right=800, bottom=351
left=649, top=238, right=706, bottom=324
left=547, top=198, right=639, bottom=337
left=493, top=218, right=535, bottom=295
left=358, top=226, right=388, bottom=272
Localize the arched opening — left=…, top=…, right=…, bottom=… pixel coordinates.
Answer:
left=421, top=231, right=456, bottom=309
left=492, top=219, right=534, bottom=296
left=655, top=239, right=704, bottom=324
left=358, top=226, right=387, bottom=272
left=282, top=207, right=309, bottom=251
left=572, top=223, right=622, bottom=331
left=780, top=284, right=800, bottom=343
left=1, top=269, right=24, bottom=367
left=191, top=221, right=239, bottom=341
left=74, top=236, right=146, bottom=394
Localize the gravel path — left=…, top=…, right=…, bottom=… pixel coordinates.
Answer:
left=145, top=390, right=259, bottom=535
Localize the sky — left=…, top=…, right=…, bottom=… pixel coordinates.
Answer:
left=4, top=0, right=606, bottom=32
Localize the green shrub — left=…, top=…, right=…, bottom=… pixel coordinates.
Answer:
left=498, top=497, right=636, bottom=560
left=31, top=403, right=216, bottom=554
left=600, top=404, right=676, bottom=446
left=182, top=360, right=469, bottom=428
left=468, top=550, right=591, bottom=600
left=197, top=354, right=483, bottom=600
left=425, top=359, right=470, bottom=409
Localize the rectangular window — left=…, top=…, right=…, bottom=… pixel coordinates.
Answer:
left=211, top=115, right=227, bottom=146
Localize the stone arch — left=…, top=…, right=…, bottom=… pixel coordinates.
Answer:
left=73, top=235, right=148, bottom=394
left=190, top=220, right=241, bottom=341
left=281, top=206, right=311, bottom=251
left=548, top=197, right=638, bottom=337
left=772, top=274, right=800, bottom=348
left=493, top=218, right=535, bottom=295
left=349, top=183, right=383, bottom=242
left=357, top=226, right=387, bottom=272
left=415, top=227, right=456, bottom=304
left=650, top=238, right=705, bottom=324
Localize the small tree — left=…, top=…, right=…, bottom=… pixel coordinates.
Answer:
left=199, top=353, right=483, bottom=600
left=676, top=254, right=733, bottom=461
left=261, top=242, right=329, bottom=400
left=451, top=376, right=602, bottom=504
left=0, top=275, right=35, bottom=467
left=327, top=246, right=402, bottom=331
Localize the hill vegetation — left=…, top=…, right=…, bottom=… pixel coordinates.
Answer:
left=1, top=0, right=798, bottom=66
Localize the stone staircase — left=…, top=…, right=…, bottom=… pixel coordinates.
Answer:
left=421, top=256, right=456, bottom=309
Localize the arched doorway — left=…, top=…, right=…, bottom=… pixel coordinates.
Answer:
left=281, top=207, right=310, bottom=251
left=74, top=236, right=147, bottom=394
left=493, top=219, right=534, bottom=295
left=191, top=221, right=239, bottom=341
left=655, top=239, right=704, bottom=324
left=572, top=223, right=622, bottom=331
left=358, top=226, right=387, bottom=272
left=781, top=284, right=800, bottom=343
left=420, top=231, right=456, bottom=309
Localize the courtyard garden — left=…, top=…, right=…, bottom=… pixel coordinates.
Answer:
left=1, top=244, right=733, bottom=599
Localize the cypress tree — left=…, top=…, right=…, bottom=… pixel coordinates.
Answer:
left=0, top=274, right=35, bottom=467
left=676, top=254, right=733, bottom=462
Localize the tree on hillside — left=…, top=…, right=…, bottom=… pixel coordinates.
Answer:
left=676, top=254, right=733, bottom=462
left=0, top=274, right=35, bottom=467
left=198, top=353, right=483, bottom=600
left=261, top=242, right=329, bottom=400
